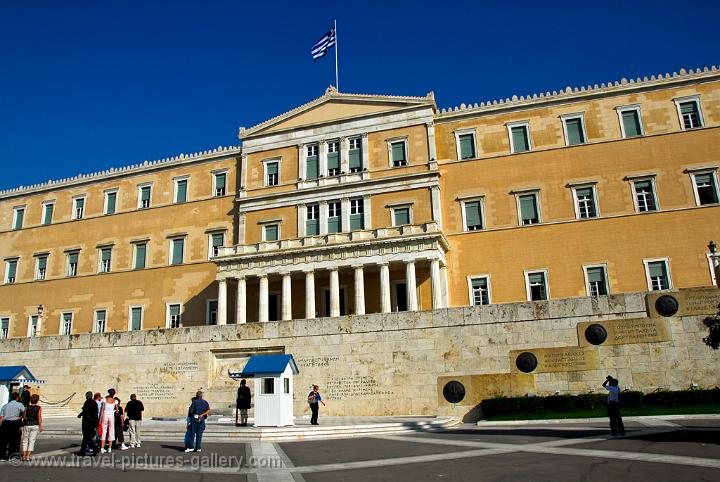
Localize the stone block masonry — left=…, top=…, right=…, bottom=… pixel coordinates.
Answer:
left=0, top=289, right=718, bottom=420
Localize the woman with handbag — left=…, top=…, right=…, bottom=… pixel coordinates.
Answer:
left=20, top=394, right=42, bottom=461
left=98, top=392, right=117, bottom=454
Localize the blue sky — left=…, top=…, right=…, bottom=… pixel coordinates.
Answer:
left=0, top=1, right=717, bottom=190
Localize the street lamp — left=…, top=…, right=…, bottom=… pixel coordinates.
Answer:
left=37, top=305, right=44, bottom=316
left=709, top=241, right=720, bottom=288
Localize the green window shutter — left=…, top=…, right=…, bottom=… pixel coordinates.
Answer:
left=635, top=180, right=650, bottom=191
left=576, top=187, right=593, bottom=199
left=212, top=233, right=224, bottom=250
left=622, top=110, right=642, bottom=137
left=587, top=267, right=604, bottom=283
left=349, top=214, right=364, bottom=230
left=216, top=174, right=226, bottom=190
left=680, top=101, right=697, bottom=114
left=464, top=201, right=482, bottom=229
left=306, top=156, right=319, bottom=179
left=172, top=239, right=184, bottom=264
left=69, top=252, right=78, bottom=264
left=348, top=149, right=361, bottom=169
left=141, top=187, right=150, bottom=202
left=131, top=308, right=142, bottom=330
left=38, top=257, right=47, bottom=271
left=14, top=209, right=24, bottom=229
left=264, top=225, right=278, bottom=241
left=394, top=208, right=410, bottom=226
left=43, top=204, right=53, bottom=225
left=327, top=152, right=340, bottom=170
left=511, top=126, right=530, bottom=152
left=7, top=261, right=17, bottom=280
left=520, top=195, right=538, bottom=223
left=76, top=198, right=84, bottom=209
left=135, top=244, right=146, bottom=269
left=565, top=118, right=585, bottom=145
left=695, top=174, right=712, bottom=185
left=101, top=249, right=111, bottom=262
left=648, top=262, right=665, bottom=278
left=391, top=142, right=406, bottom=163
left=267, top=162, right=278, bottom=176
left=106, top=193, right=117, bottom=213
left=459, top=134, right=475, bottom=159
left=327, top=217, right=340, bottom=233
left=306, top=219, right=319, bottom=236
left=471, top=278, right=487, bottom=290
left=170, top=304, right=180, bottom=317
left=529, top=272, right=544, bottom=284
left=176, top=180, right=187, bottom=202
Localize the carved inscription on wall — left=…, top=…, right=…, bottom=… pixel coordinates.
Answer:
left=647, top=289, right=720, bottom=317
left=160, top=362, right=199, bottom=375
left=510, top=347, right=599, bottom=373
left=325, top=376, right=394, bottom=400
left=132, top=384, right=175, bottom=401
left=578, top=318, right=671, bottom=346
left=296, top=356, right=341, bottom=368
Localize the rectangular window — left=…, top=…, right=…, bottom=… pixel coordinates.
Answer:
left=213, top=172, right=227, bottom=196
left=134, top=242, right=147, bottom=269
left=0, top=317, right=8, bottom=339
left=306, top=144, right=319, bottom=180
left=42, top=202, right=54, bottom=225
left=677, top=99, right=703, bottom=129
left=174, top=178, right=188, bottom=203
left=98, top=247, right=112, bottom=273
left=349, top=198, right=364, bottom=230
left=207, top=300, right=218, bottom=325
left=209, top=232, right=224, bottom=258
left=631, top=179, right=658, bottom=212
left=619, top=108, right=643, bottom=138
left=692, top=172, right=719, bottom=206
left=458, top=133, right=476, bottom=159
left=264, top=224, right=279, bottom=241
left=95, top=310, right=106, bottom=333
left=327, top=201, right=341, bottom=233
left=13, top=207, right=25, bottom=230
left=168, top=303, right=181, bottom=328
left=563, top=115, right=586, bottom=146
left=5, top=259, right=18, bottom=284
left=35, top=255, right=47, bottom=280
left=73, top=197, right=85, bottom=220
left=348, top=137, right=362, bottom=172
left=265, top=161, right=279, bottom=187
left=284, top=378, right=290, bottom=394
left=508, top=123, right=531, bottom=153
left=306, top=204, right=320, bottom=236
left=130, top=307, right=142, bottom=331
left=646, top=259, right=671, bottom=291
left=470, top=277, right=491, bottom=306
left=585, top=266, right=608, bottom=296
left=104, top=190, right=117, bottom=215
left=327, top=141, right=340, bottom=176
left=138, top=185, right=152, bottom=209
left=390, top=140, right=407, bottom=167
left=573, top=186, right=598, bottom=219
left=28, top=315, right=39, bottom=337
left=170, top=238, right=185, bottom=265
left=462, top=199, right=484, bottom=231
left=392, top=206, right=411, bottom=226
left=66, top=251, right=79, bottom=277
left=61, top=312, right=73, bottom=335
left=526, top=271, right=549, bottom=301
left=518, top=193, right=540, bottom=225
left=262, top=378, right=275, bottom=394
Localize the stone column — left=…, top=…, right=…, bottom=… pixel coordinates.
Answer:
left=236, top=277, right=247, bottom=324
left=430, top=185, right=443, bottom=229
left=354, top=266, right=365, bottom=315
left=298, top=144, right=306, bottom=180
left=319, top=140, right=328, bottom=177
left=319, top=201, right=329, bottom=235
left=426, top=122, right=437, bottom=161
left=379, top=263, right=391, bottom=313
left=258, top=275, right=269, bottom=323
left=341, top=197, right=351, bottom=232
left=305, top=270, right=316, bottom=320
left=329, top=268, right=340, bottom=317
left=297, top=203, right=306, bottom=238
left=340, top=137, right=350, bottom=174
left=281, top=273, right=292, bottom=321
left=430, top=259, right=442, bottom=309
left=405, top=261, right=418, bottom=311
left=217, top=279, right=227, bottom=325
left=361, top=133, right=369, bottom=171
left=440, top=264, right=450, bottom=308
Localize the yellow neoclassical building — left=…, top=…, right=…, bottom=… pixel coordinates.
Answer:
left=1, top=66, right=719, bottom=338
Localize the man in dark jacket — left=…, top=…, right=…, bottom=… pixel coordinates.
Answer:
left=78, top=391, right=99, bottom=455
left=235, top=379, right=251, bottom=427
left=20, top=387, right=31, bottom=408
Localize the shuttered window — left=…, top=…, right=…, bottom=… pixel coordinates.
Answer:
left=210, top=233, right=224, bottom=257
left=527, top=272, right=548, bottom=301
left=464, top=201, right=483, bottom=231
left=130, top=307, right=142, bottom=331
left=349, top=137, right=362, bottom=171
left=67, top=252, right=79, bottom=277
left=621, top=109, right=642, bottom=137
left=139, top=186, right=151, bottom=209
left=458, top=133, right=475, bottom=159
left=633, top=180, right=657, bottom=212
left=13, top=208, right=24, bottom=230
left=519, top=194, right=540, bottom=225
left=327, top=202, right=341, bottom=233
left=0, top=318, right=8, bottom=339
left=327, top=141, right=340, bottom=175
left=647, top=261, right=670, bottom=291
left=679, top=100, right=702, bottom=129
left=105, top=191, right=117, bottom=214
left=99, top=248, right=112, bottom=273
left=391, top=141, right=407, bottom=167
left=471, top=277, right=490, bottom=306
left=264, top=224, right=279, bottom=241
left=694, top=173, right=719, bottom=205
left=5, top=259, right=18, bottom=284
left=586, top=267, right=608, bottom=296
left=42, top=203, right=54, bottom=225
left=214, top=173, right=227, bottom=196
left=175, top=179, right=188, bottom=202
left=564, top=117, right=586, bottom=145
left=171, top=238, right=184, bottom=265
left=350, top=198, right=364, bottom=230
left=169, top=304, right=181, bottom=328
left=61, top=313, right=73, bottom=335
left=73, top=197, right=85, bottom=219
left=306, top=204, right=319, bottom=236
left=574, top=186, right=597, bottom=219
left=306, top=145, right=319, bottom=180
left=134, top=243, right=147, bottom=269
left=95, top=310, right=106, bottom=333
left=36, top=256, right=47, bottom=280
left=510, top=125, right=530, bottom=152
left=393, top=207, right=411, bottom=226
left=266, top=162, right=279, bottom=186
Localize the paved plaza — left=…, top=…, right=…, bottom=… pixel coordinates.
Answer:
left=1, top=416, right=719, bottom=481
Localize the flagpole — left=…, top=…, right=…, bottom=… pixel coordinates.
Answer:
left=334, top=19, right=339, bottom=91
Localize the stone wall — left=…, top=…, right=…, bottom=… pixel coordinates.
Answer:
left=0, top=288, right=718, bottom=420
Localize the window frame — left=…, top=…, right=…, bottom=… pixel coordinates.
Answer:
left=97, top=246, right=112, bottom=273
left=103, top=189, right=119, bottom=215
left=326, top=140, right=341, bottom=176
left=94, top=309, right=107, bottom=334
left=35, top=254, right=48, bottom=281
left=263, top=158, right=281, bottom=187
left=506, top=121, right=532, bottom=153
left=466, top=274, right=492, bottom=306
left=560, top=113, right=588, bottom=146
left=27, top=314, right=39, bottom=338
left=460, top=196, right=485, bottom=232
left=305, top=203, right=320, bottom=236
left=674, top=95, right=704, bottom=130
left=12, top=206, right=25, bottom=230
left=327, top=201, right=342, bottom=233
left=628, top=175, right=659, bottom=213
left=60, top=312, right=73, bottom=336
left=348, top=136, right=363, bottom=172
left=41, top=200, right=55, bottom=225
left=132, top=241, right=148, bottom=270
left=4, top=258, right=18, bottom=284
left=213, top=170, right=228, bottom=197
left=454, top=128, right=478, bottom=160
left=208, top=231, right=225, bottom=259
left=616, top=105, right=644, bottom=138
left=206, top=299, right=218, bottom=325
left=166, top=302, right=182, bottom=329
left=168, top=236, right=186, bottom=265
left=349, top=197, right=365, bottom=231
left=0, top=316, right=9, bottom=339
left=571, top=183, right=600, bottom=220
left=387, top=137, right=409, bottom=168
left=390, top=204, right=413, bottom=227
left=643, top=257, right=673, bottom=292
left=689, top=168, right=720, bottom=207
left=583, top=264, right=610, bottom=297
left=137, top=183, right=153, bottom=210
left=128, top=305, right=144, bottom=331
left=524, top=269, right=550, bottom=301
left=173, top=176, right=189, bottom=203
left=72, top=195, right=86, bottom=220
left=262, top=222, right=280, bottom=242
left=66, top=250, right=80, bottom=277
left=515, top=190, right=542, bottom=226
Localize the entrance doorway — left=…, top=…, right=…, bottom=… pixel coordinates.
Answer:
left=268, top=294, right=279, bottom=321
left=392, top=282, right=408, bottom=312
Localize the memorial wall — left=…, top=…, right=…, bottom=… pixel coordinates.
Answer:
left=0, top=288, right=717, bottom=420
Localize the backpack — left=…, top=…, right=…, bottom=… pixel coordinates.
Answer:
left=307, top=392, right=317, bottom=403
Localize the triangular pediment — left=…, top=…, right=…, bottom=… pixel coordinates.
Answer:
left=240, top=87, right=435, bottom=139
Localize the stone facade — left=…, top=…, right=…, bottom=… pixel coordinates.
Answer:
left=0, top=288, right=717, bottom=420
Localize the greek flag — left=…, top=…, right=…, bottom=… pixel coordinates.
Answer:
left=311, top=26, right=336, bottom=60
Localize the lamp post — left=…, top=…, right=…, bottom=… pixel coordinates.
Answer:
left=35, top=304, right=44, bottom=337
left=709, top=241, right=720, bottom=288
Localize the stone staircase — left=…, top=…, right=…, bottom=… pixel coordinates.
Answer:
left=39, top=393, right=78, bottom=419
